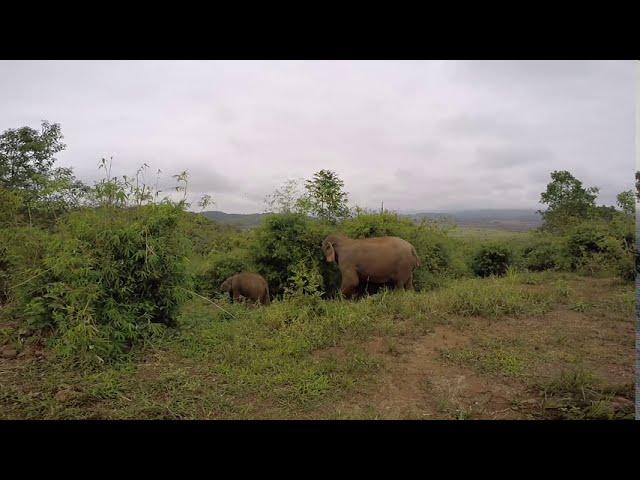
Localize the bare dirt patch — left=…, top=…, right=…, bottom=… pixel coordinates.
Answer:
left=325, top=325, right=526, bottom=419
left=319, top=293, right=634, bottom=420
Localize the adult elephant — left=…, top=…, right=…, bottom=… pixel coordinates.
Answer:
left=321, top=233, right=421, bottom=298
left=220, top=272, right=271, bottom=305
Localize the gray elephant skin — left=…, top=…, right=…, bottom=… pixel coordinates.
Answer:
left=220, top=272, right=271, bottom=305
left=321, top=233, right=421, bottom=298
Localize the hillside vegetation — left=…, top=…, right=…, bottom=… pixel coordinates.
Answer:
left=0, top=122, right=636, bottom=419
left=202, top=209, right=543, bottom=232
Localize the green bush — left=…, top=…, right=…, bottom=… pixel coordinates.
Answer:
left=14, top=203, right=190, bottom=364
left=251, top=213, right=332, bottom=297
left=565, top=220, right=634, bottom=280
left=471, top=244, right=513, bottom=277
left=521, top=235, right=565, bottom=272
left=179, top=212, right=248, bottom=257
left=341, top=211, right=415, bottom=239
left=0, top=226, right=53, bottom=310
left=284, top=259, right=325, bottom=298
left=0, top=186, right=25, bottom=227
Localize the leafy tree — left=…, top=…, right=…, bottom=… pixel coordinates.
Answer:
left=0, top=121, right=86, bottom=225
left=538, top=170, right=599, bottom=231
left=198, top=194, right=214, bottom=212
left=303, top=170, right=349, bottom=223
left=264, top=178, right=309, bottom=214
left=636, top=171, right=640, bottom=201
left=616, top=190, right=635, bottom=216
left=0, top=121, right=65, bottom=189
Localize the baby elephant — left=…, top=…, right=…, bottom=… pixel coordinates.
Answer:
left=220, top=272, right=271, bottom=306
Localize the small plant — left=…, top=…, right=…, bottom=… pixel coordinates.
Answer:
left=569, top=299, right=590, bottom=312
left=284, top=260, right=325, bottom=299
left=553, top=279, right=572, bottom=298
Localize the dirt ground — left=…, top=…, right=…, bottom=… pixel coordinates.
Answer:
left=316, top=301, right=634, bottom=419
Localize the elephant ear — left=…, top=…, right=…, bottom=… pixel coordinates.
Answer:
left=326, top=242, right=336, bottom=263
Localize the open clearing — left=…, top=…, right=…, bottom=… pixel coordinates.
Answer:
left=0, top=272, right=634, bottom=420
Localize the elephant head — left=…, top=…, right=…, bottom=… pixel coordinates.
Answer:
left=220, top=277, right=232, bottom=293
left=321, top=233, right=346, bottom=264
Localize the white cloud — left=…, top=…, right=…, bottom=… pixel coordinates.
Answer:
left=0, top=60, right=634, bottom=213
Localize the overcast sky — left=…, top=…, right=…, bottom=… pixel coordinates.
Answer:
left=0, top=60, right=635, bottom=213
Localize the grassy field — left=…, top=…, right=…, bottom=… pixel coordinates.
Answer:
left=1, top=270, right=634, bottom=419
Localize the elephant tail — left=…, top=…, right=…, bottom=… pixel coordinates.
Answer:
left=262, top=286, right=271, bottom=305
left=411, top=246, right=421, bottom=267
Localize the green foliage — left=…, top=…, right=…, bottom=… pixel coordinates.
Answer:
left=179, top=212, right=245, bottom=258
left=250, top=213, right=332, bottom=296
left=14, top=204, right=190, bottom=364
left=521, top=234, right=566, bottom=272
left=616, top=190, right=634, bottom=216
left=284, top=260, right=325, bottom=298
left=0, top=121, right=66, bottom=189
left=0, top=226, right=53, bottom=311
left=264, top=178, right=308, bottom=214
left=539, top=170, right=599, bottom=232
left=471, top=244, right=513, bottom=277
left=0, top=122, right=87, bottom=226
left=0, top=186, right=24, bottom=227
left=341, top=210, right=415, bottom=239
left=303, top=170, right=350, bottom=224
left=197, top=194, right=214, bottom=212
left=565, top=219, right=634, bottom=279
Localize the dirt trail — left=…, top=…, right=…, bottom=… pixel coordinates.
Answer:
left=328, top=325, right=527, bottom=419
left=321, top=294, right=634, bottom=419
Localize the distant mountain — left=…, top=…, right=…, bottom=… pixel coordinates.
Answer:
left=201, top=209, right=543, bottom=232
left=201, top=210, right=268, bottom=228
left=407, top=209, right=542, bottom=231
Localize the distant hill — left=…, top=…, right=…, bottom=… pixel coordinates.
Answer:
left=201, top=209, right=543, bottom=232
left=201, top=210, right=268, bottom=228
left=407, top=209, right=542, bottom=232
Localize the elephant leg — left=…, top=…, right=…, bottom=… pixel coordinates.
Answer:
left=393, top=276, right=406, bottom=291
left=404, top=273, right=414, bottom=291
left=340, top=270, right=359, bottom=299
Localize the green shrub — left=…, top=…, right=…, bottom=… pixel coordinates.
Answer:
left=14, top=203, right=190, bottom=364
left=471, top=243, right=513, bottom=277
left=251, top=213, right=332, bottom=297
left=0, top=226, right=53, bottom=310
left=341, top=211, right=414, bottom=239
left=0, top=186, right=25, bottom=227
left=284, top=260, right=325, bottom=298
left=565, top=220, right=635, bottom=280
left=521, top=235, right=565, bottom=272
left=179, top=213, right=248, bottom=257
